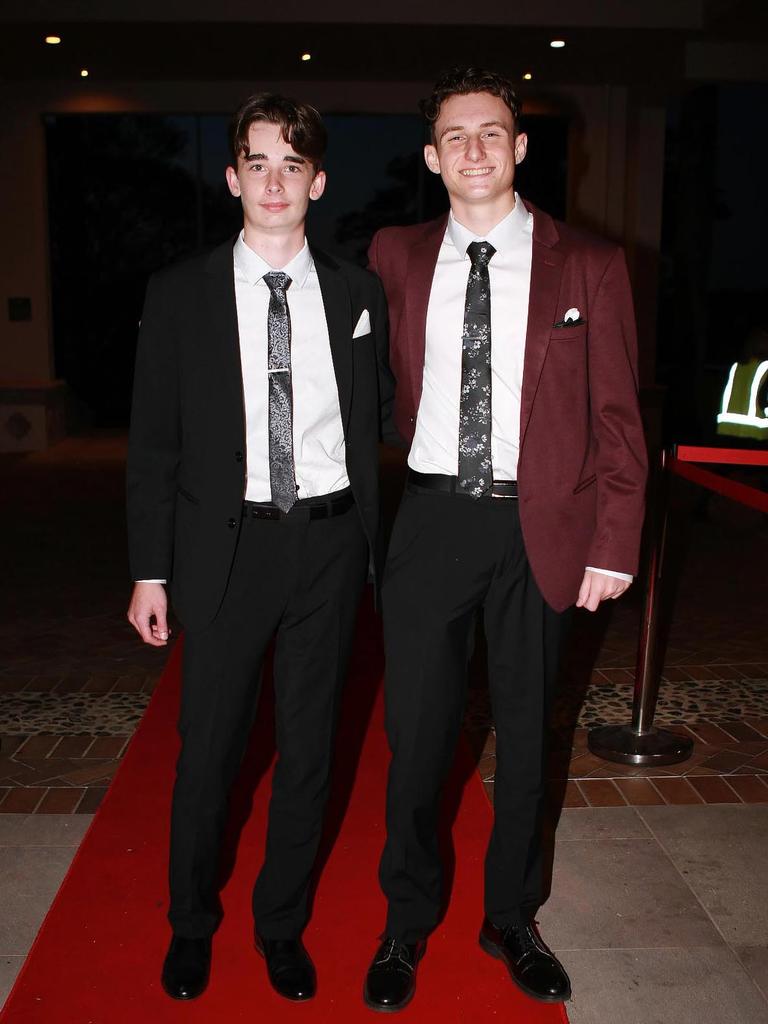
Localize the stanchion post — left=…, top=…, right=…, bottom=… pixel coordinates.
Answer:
left=588, top=448, right=694, bottom=766
left=632, top=447, right=670, bottom=735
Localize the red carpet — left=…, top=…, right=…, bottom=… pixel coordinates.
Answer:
left=1, top=595, right=568, bottom=1023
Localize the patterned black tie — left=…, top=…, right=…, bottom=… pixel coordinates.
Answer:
left=264, top=271, right=296, bottom=513
left=459, top=240, right=496, bottom=497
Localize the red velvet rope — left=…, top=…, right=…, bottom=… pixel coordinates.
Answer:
left=668, top=456, right=768, bottom=513
left=676, top=445, right=768, bottom=466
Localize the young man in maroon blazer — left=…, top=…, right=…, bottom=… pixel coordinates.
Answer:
left=363, top=67, right=647, bottom=1012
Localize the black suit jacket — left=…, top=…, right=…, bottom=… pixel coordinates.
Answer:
left=127, top=236, right=395, bottom=631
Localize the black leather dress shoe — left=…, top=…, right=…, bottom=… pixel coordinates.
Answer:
left=364, top=936, right=426, bottom=1013
left=255, top=936, right=316, bottom=1001
left=161, top=935, right=211, bottom=1000
left=479, top=917, right=571, bottom=1002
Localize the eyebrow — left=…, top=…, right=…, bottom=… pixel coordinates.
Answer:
left=245, top=152, right=307, bottom=164
left=438, top=120, right=509, bottom=141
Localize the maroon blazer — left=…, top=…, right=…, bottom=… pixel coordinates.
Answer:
left=368, top=201, right=648, bottom=612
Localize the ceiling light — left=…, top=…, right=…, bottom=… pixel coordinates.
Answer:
left=80, top=69, right=89, bottom=78
left=523, top=72, right=533, bottom=80
left=301, top=52, right=311, bottom=62
left=550, top=39, right=565, bottom=48
left=45, top=35, right=61, bottom=45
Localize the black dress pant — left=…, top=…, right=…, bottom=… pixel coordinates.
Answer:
left=380, top=483, right=568, bottom=943
left=168, top=498, right=367, bottom=940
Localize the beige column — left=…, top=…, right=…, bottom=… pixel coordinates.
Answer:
left=623, top=99, right=667, bottom=392
left=565, top=84, right=665, bottom=394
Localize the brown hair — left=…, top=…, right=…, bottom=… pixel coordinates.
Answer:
left=421, top=67, right=522, bottom=140
left=229, top=92, right=327, bottom=171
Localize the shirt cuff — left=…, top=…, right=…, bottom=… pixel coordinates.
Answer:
left=135, top=579, right=167, bottom=584
left=585, top=566, right=633, bottom=583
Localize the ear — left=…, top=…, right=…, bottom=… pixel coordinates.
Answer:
left=514, top=132, right=528, bottom=166
left=225, top=165, right=241, bottom=198
left=424, top=143, right=441, bottom=176
left=309, top=169, right=326, bottom=201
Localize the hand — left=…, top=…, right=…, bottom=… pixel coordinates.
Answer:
left=576, top=570, right=630, bottom=612
left=127, top=582, right=171, bottom=646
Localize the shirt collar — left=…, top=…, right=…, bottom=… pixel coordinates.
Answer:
left=233, top=231, right=314, bottom=289
left=446, top=193, right=530, bottom=258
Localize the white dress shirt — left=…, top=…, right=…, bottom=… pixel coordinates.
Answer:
left=408, top=196, right=631, bottom=584
left=234, top=232, right=349, bottom=503
left=410, top=198, right=532, bottom=480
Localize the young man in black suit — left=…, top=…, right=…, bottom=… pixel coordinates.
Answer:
left=126, top=93, right=393, bottom=1002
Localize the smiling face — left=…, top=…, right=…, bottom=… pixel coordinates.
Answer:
left=225, top=121, right=325, bottom=240
left=424, top=92, right=527, bottom=223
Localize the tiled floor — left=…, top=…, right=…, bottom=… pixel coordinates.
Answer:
left=0, top=433, right=766, bottom=1019
left=0, top=732, right=130, bottom=813
left=0, top=433, right=165, bottom=815
left=472, top=718, right=768, bottom=811
left=0, top=814, right=93, bottom=1003
left=540, top=804, right=768, bottom=1024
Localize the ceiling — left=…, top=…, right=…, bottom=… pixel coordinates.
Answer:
left=0, top=2, right=765, bottom=88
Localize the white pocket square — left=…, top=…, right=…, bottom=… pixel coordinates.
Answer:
left=352, top=308, right=371, bottom=338
left=564, top=307, right=581, bottom=323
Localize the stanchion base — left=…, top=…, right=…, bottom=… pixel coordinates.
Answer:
left=588, top=724, right=694, bottom=766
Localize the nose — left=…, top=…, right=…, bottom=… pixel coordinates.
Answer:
left=465, top=133, right=486, bottom=162
left=265, top=171, right=283, bottom=193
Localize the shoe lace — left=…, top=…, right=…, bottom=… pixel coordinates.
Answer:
left=375, top=937, right=410, bottom=966
left=504, top=921, right=538, bottom=956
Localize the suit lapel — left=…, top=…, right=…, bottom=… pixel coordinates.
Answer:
left=520, top=207, right=564, bottom=446
left=312, top=247, right=353, bottom=431
left=204, top=238, right=245, bottom=442
left=405, top=216, right=446, bottom=411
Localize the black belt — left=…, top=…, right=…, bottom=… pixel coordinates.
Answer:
left=407, top=470, right=518, bottom=499
left=243, top=489, right=354, bottom=521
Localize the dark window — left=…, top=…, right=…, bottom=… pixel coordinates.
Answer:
left=45, top=111, right=567, bottom=424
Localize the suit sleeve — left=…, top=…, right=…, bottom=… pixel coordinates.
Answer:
left=126, top=273, right=181, bottom=582
left=369, top=231, right=406, bottom=448
left=585, top=247, right=648, bottom=574
left=368, top=229, right=382, bottom=276
left=371, top=273, right=401, bottom=447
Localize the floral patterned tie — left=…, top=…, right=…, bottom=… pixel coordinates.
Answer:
left=458, top=241, right=496, bottom=497
left=264, top=272, right=296, bottom=513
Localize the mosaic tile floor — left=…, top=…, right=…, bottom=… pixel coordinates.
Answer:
left=0, top=434, right=766, bottom=813
left=2, top=673, right=765, bottom=739
left=462, top=673, right=768, bottom=734
left=0, top=692, right=151, bottom=735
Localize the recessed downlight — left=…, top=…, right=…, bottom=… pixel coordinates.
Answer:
left=45, top=35, right=61, bottom=45
left=550, top=39, right=565, bottom=49
left=301, top=52, right=312, bottom=62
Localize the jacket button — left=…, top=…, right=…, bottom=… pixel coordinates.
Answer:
left=227, top=517, right=237, bottom=528
left=234, top=451, right=243, bottom=462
